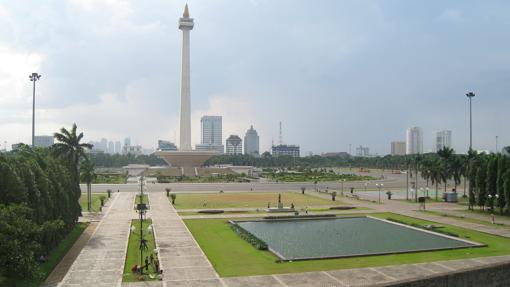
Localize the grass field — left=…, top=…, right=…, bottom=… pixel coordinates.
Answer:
left=135, top=194, right=149, bottom=204
left=177, top=206, right=370, bottom=216
left=123, top=219, right=159, bottom=282
left=172, top=192, right=344, bottom=210
left=79, top=193, right=107, bottom=212
left=184, top=213, right=510, bottom=277
left=423, top=210, right=509, bottom=228
left=2, top=222, right=89, bottom=287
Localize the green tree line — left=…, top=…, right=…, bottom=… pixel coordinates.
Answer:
left=0, top=124, right=91, bottom=282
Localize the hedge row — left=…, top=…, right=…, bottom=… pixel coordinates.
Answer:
left=230, top=224, right=268, bottom=250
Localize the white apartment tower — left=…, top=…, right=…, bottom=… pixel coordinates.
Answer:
left=406, top=127, right=423, bottom=154
left=436, top=130, right=452, bottom=152
left=244, top=125, right=259, bottom=156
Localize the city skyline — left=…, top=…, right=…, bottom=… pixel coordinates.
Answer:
left=1, top=1, right=509, bottom=154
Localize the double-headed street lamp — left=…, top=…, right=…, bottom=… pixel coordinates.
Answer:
left=29, top=73, right=42, bottom=147
left=466, top=92, right=475, bottom=151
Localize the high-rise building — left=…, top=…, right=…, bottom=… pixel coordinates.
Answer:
left=108, top=141, right=115, bottom=154
left=115, top=141, right=121, bottom=154
left=391, top=141, right=406, bottom=156
left=244, top=125, right=259, bottom=156
left=271, top=144, right=300, bottom=158
left=436, top=130, right=452, bottom=152
left=124, top=137, right=131, bottom=148
left=158, top=140, right=177, bottom=151
left=406, top=127, right=423, bottom=154
left=356, top=145, right=370, bottom=157
left=226, top=135, right=242, bottom=155
left=195, top=115, right=224, bottom=153
left=34, top=135, right=54, bottom=148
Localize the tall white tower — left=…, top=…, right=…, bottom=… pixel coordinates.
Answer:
left=406, top=127, right=423, bottom=154
left=179, top=4, right=194, bottom=151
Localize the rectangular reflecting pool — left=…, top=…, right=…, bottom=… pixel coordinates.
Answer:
left=233, top=216, right=482, bottom=261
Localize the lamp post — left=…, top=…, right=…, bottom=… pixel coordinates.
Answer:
left=138, top=176, right=146, bottom=274
left=466, top=92, right=475, bottom=151
left=364, top=182, right=368, bottom=193
left=341, top=179, right=346, bottom=194
left=29, top=73, right=41, bottom=147
left=376, top=183, right=384, bottom=204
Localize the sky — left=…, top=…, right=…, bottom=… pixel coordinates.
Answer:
left=1, top=0, right=509, bottom=155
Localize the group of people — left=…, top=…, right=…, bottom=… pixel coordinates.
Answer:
left=131, top=252, right=163, bottom=279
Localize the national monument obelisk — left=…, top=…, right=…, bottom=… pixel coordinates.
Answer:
left=179, top=3, right=193, bottom=151
left=155, top=3, right=216, bottom=171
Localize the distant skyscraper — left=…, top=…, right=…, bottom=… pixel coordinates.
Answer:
left=158, top=140, right=177, bottom=151
left=356, top=145, right=370, bottom=157
left=226, top=135, right=242, bottom=155
left=391, top=141, right=406, bottom=155
left=100, top=138, right=108, bottom=152
left=115, top=141, right=121, bottom=154
left=34, top=135, right=54, bottom=148
left=406, top=127, right=423, bottom=154
left=244, top=125, right=259, bottom=156
left=195, top=115, right=224, bottom=153
left=436, top=130, right=452, bottom=152
left=108, top=141, right=115, bottom=154
left=124, top=137, right=131, bottom=148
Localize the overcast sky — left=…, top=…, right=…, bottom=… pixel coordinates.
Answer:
left=1, top=0, right=509, bottom=155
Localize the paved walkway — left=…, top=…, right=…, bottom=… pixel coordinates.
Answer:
left=149, top=192, right=224, bottom=287
left=43, top=222, right=98, bottom=286
left=60, top=192, right=135, bottom=286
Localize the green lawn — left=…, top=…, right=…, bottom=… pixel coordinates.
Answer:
left=172, top=192, right=345, bottom=210
left=423, top=210, right=509, bottom=228
left=177, top=207, right=369, bottom=216
left=184, top=213, right=510, bottom=277
left=123, top=219, right=159, bottom=282
left=135, top=194, right=149, bottom=205
left=3, top=222, right=89, bottom=287
left=79, top=193, right=108, bottom=212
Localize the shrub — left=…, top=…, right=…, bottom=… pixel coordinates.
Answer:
left=230, top=224, right=268, bottom=250
left=170, top=193, right=176, bottom=204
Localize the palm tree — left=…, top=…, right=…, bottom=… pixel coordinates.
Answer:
left=53, top=123, right=93, bottom=177
left=451, top=156, right=463, bottom=192
left=429, top=161, right=442, bottom=201
left=437, top=147, right=454, bottom=193
left=52, top=123, right=92, bottom=218
left=80, top=159, right=96, bottom=211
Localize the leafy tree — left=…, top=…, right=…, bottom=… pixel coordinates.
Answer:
left=0, top=204, right=42, bottom=281
left=476, top=157, right=488, bottom=210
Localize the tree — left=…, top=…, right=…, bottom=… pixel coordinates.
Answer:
left=80, top=159, right=96, bottom=212
left=52, top=123, right=92, bottom=218
left=467, top=149, right=478, bottom=210
left=437, top=147, right=454, bottom=193
left=486, top=156, right=498, bottom=212
left=504, top=170, right=510, bottom=214
left=429, top=161, right=442, bottom=201
left=451, top=157, right=463, bottom=192
left=496, top=155, right=506, bottom=214
left=0, top=204, right=42, bottom=281
left=476, top=157, right=488, bottom=210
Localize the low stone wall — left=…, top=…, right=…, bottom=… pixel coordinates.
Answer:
left=382, top=261, right=510, bottom=287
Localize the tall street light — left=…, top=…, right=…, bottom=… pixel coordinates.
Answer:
left=29, top=73, right=42, bottom=147
left=466, top=92, right=475, bottom=151
left=376, top=183, right=384, bottom=204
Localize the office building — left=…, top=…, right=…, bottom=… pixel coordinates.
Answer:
left=226, top=135, right=242, bottom=155
left=391, top=141, right=406, bottom=156
left=271, top=144, right=300, bottom=158
left=195, top=115, right=224, bottom=153
left=158, top=140, right=178, bottom=151
left=436, top=130, right=452, bottom=152
left=34, top=135, right=54, bottom=148
left=244, top=125, right=259, bottom=156
left=406, top=127, right=423, bottom=154
left=123, top=145, right=143, bottom=156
